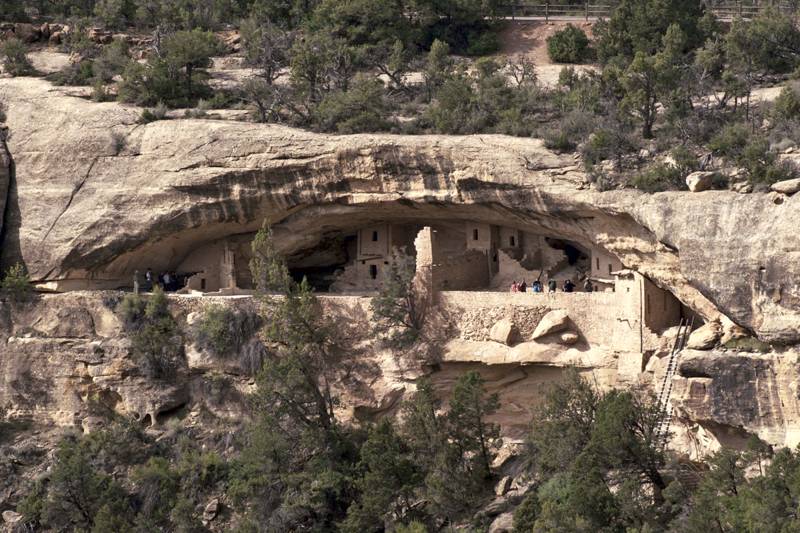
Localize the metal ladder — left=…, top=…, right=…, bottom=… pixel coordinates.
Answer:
left=654, top=316, right=694, bottom=448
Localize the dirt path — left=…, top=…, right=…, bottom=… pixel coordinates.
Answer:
left=496, top=20, right=597, bottom=86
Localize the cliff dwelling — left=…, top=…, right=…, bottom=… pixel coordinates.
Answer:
left=101, top=219, right=686, bottom=354
left=157, top=221, right=629, bottom=296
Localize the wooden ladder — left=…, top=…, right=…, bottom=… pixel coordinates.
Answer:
left=654, top=316, right=694, bottom=448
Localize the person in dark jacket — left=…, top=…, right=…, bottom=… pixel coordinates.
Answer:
left=548, top=279, right=557, bottom=292
left=563, top=279, right=575, bottom=293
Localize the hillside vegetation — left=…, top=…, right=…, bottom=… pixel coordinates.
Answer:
left=4, top=0, right=800, bottom=191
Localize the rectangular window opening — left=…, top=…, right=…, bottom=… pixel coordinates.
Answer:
left=473, top=229, right=479, bottom=240
left=596, top=257, right=600, bottom=270
left=369, top=265, right=378, bottom=279
left=510, top=236, right=516, bottom=246
left=372, top=231, right=379, bottom=242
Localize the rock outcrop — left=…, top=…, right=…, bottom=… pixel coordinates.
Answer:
left=771, top=177, right=800, bottom=195
left=532, top=310, right=570, bottom=340
left=490, top=318, right=518, bottom=346
left=671, top=349, right=800, bottom=451
left=0, top=77, right=799, bottom=344
left=685, top=171, right=715, bottom=192
left=686, top=321, right=721, bottom=350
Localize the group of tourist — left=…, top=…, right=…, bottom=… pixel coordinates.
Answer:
left=143, top=268, right=183, bottom=292
left=510, top=278, right=594, bottom=293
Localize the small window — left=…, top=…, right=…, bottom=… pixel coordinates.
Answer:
left=200, top=278, right=206, bottom=290
left=608, top=263, right=612, bottom=274
left=493, top=253, right=498, bottom=263
left=384, top=261, right=389, bottom=265
left=510, top=236, right=516, bottom=247
left=473, top=229, right=479, bottom=240
left=369, top=265, right=378, bottom=279
left=372, top=231, right=378, bottom=242
left=596, top=258, right=600, bottom=270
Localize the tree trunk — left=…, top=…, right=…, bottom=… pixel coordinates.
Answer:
left=186, top=64, right=193, bottom=99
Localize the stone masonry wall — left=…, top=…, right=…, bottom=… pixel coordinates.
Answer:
left=438, top=291, right=641, bottom=349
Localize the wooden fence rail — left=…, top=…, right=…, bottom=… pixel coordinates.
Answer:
left=500, top=1, right=798, bottom=21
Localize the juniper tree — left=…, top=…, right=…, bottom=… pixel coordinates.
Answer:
left=370, top=248, right=425, bottom=348
left=118, top=286, right=183, bottom=379
left=233, top=222, right=359, bottom=529
left=341, top=419, right=423, bottom=532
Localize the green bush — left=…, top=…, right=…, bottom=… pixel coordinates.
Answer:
left=1, top=263, right=32, bottom=302
left=118, top=30, right=220, bottom=107
left=118, top=287, right=183, bottom=379
left=465, top=28, right=500, bottom=56
left=669, top=145, right=699, bottom=176
left=425, top=75, right=482, bottom=134
left=138, top=102, right=169, bottom=124
left=191, top=304, right=261, bottom=358
left=542, top=110, right=598, bottom=152
left=723, top=336, right=771, bottom=353
left=313, top=75, right=390, bottom=133
left=711, top=124, right=797, bottom=186
left=708, top=122, right=750, bottom=159
left=628, top=163, right=685, bottom=192
left=1, top=37, right=34, bottom=76
left=547, top=25, right=592, bottom=64
left=581, top=128, right=638, bottom=170
left=544, top=129, right=575, bottom=152
left=46, top=59, right=95, bottom=86
left=118, top=292, right=145, bottom=327
left=773, top=84, right=800, bottom=121
left=93, top=39, right=131, bottom=83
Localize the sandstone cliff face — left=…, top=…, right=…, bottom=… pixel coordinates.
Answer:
left=0, top=78, right=798, bottom=343
left=2, top=294, right=799, bottom=456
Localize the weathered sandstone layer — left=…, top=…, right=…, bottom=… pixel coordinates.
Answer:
left=2, top=293, right=799, bottom=457
left=1, top=78, right=798, bottom=343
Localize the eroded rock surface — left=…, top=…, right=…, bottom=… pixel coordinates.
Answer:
left=1, top=79, right=799, bottom=341
left=671, top=349, right=800, bottom=450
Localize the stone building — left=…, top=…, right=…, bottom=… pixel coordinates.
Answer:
left=133, top=219, right=685, bottom=345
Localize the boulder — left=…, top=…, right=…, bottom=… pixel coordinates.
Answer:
left=2, top=511, right=22, bottom=524
left=770, top=177, right=800, bottom=195
left=686, top=171, right=715, bottom=192
left=719, top=316, right=749, bottom=344
left=560, top=332, right=579, bottom=345
left=490, top=318, right=518, bottom=346
left=495, top=475, right=512, bottom=496
left=686, top=321, right=721, bottom=350
left=489, top=512, right=514, bottom=533
left=87, top=27, right=113, bottom=44
left=49, top=31, right=63, bottom=45
left=483, top=497, right=510, bottom=517
left=13, top=23, right=40, bottom=43
left=202, top=498, right=220, bottom=523
left=532, top=310, right=570, bottom=340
